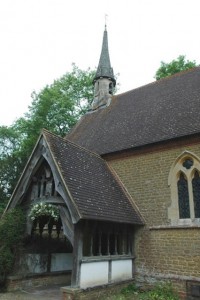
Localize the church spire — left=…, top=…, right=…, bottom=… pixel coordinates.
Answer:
left=93, top=26, right=116, bottom=85
left=92, top=26, right=116, bottom=110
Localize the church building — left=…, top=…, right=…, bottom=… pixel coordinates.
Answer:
left=6, top=26, right=200, bottom=298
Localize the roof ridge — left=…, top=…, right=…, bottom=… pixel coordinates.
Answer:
left=116, top=65, right=200, bottom=97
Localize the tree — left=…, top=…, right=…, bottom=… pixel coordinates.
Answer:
left=12, top=64, right=95, bottom=170
left=0, top=64, right=95, bottom=210
left=154, top=55, right=197, bottom=80
left=0, top=126, right=21, bottom=214
left=26, top=63, right=95, bottom=136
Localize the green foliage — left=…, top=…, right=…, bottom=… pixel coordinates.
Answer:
left=0, top=126, right=22, bottom=210
left=0, top=64, right=95, bottom=205
left=0, top=208, right=26, bottom=283
left=121, top=283, right=138, bottom=295
left=155, top=55, right=197, bottom=80
left=0, top=208, right=25, bottom=246
left=0, top=247, right=14, bottom=277
left=139, top=282, right=179, bottom=300
left=0, top=197, right=7, bottom=218
left=25, top=63, right=95, bottom=137
left=103, top=282, right=179, bottom=300
left=29, top=202, right=59, bottom=221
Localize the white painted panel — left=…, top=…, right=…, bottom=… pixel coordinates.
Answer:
left=50, top=253, right=73, bottom=272
left=80, top=261, right=109, bottom=288
left=111, top=259, right=132, bottom=282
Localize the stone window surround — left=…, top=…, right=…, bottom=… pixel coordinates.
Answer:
left=168, top=150, right=200, bottom=226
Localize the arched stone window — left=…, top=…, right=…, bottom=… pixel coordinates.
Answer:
left=192, top=170, right=200, bottom=218
left=177, top=172, right=190, bottom=219
left=168, top=151, right=200, bottom=225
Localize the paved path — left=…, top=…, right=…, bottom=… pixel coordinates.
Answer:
left=0, top=284, right=63, bottom=300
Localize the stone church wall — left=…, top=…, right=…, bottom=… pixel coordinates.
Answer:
left=107, top=138, right=200, bottom=296
left=135, top=227, right=200, bottom=281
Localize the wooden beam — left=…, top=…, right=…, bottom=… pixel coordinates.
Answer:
left=71, top=222, right=83, bottom=287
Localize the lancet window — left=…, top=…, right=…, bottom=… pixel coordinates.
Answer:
left=192, top=171, right=200, bottom=218
left=168, top=152, right=200, bottom=224
left=177, top=172, right=190, bottom=218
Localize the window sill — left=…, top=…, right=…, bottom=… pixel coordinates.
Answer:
left=81, top=255, right=135, bottom=263
left=149, top=223, right=200, bottom=230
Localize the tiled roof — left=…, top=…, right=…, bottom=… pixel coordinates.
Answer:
left=68, top=67, right=200, bottom=154
left=44, top=130, right=143, bottom=225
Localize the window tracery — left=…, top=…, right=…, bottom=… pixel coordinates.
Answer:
left=168, top=151, right=200, bottom=225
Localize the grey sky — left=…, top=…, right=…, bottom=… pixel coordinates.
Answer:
left=0, top=0, right=200, bottom=125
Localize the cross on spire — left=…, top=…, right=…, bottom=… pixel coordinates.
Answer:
left=105, top=14, right=108, bottom=29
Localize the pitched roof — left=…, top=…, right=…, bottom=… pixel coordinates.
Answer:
left=44, top=130, right=143, bottom=225
left=68, top=67, right=200, bottom=155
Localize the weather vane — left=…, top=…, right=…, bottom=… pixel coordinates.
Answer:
left=105, top=14, right=108, bottom=29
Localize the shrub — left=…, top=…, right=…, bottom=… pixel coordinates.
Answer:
left=121, top=283, right=138, bottom=295
left=139, top=282, right=179, bottom=300
left=0, top=199, right=8, bottom=218
left=0, top=246, right=14, bottom=281
left=0, top=207, right=25, bottom=284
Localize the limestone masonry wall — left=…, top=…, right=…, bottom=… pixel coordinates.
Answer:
left=109, top=142, right=200, bottom=227
left=108, top=140, right=200, bottom=294
left=135, top=227, right=200, bottom=279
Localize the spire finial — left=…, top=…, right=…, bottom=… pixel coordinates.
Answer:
left=105, top=14, right=108, bottom=30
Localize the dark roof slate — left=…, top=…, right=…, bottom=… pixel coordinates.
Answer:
left=44, top=130, right=143, bottom=225
left=68, top=67, right=200, bottom=154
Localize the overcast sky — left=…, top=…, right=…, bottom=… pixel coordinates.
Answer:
left=0, top=0, right=200, bottom=126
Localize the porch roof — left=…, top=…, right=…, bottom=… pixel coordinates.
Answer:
left=44, top=129, right=143, bottom=225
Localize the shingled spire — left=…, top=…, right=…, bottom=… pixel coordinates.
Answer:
left=92, top=26, right=116, bottom=110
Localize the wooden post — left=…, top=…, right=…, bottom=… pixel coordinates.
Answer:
left=90, top=235, right=93, bottom=256
left=98, top=230, right=102, bottom=256
left=122, top=225, right=127, bottom=255
left=114, top=233, right=118, bottom=255
left=107, top=232, right=110, bottom=255
left=71, top=222, right=83, bottom=288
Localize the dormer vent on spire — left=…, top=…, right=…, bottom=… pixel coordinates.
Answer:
left=92, top=27, right=116, bottom=110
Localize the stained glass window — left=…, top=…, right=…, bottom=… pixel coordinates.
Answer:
left=192, top=171, right=200, bottom=218
left=182, top=158, right=193, bottom=170
left=177, top=172, right=190, bottom=218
